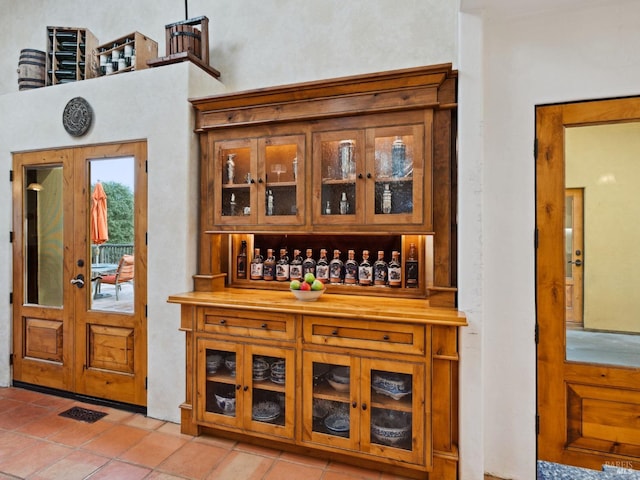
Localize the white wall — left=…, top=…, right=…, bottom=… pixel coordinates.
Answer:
left=459, top=0, right=640, bottom=478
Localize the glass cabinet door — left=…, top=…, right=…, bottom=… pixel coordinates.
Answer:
left=214, top=138, right=258, bottom=225
left=366, top=124, right=425, bottom=225
left=313, top=130, right=365, bottom=225
left=198, top=340, right=242, bottom=427
left=302, top=352, right=358, bottom=450
left=361, top=358, right=426, bottom=466
left=245, top=345, right=295, bottom=438
left=258, top=135, right=305, bottom=225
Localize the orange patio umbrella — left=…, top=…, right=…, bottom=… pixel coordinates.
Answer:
left=91, top=182, right=109, bottom=247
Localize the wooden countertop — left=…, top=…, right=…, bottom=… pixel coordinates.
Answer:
left=168, top=288, right=467, bottom=326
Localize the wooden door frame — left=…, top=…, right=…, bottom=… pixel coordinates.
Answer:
left=536, top=97, right=640, bottom=469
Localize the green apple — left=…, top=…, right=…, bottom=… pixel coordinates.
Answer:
left=311, top=279, right=324, bottom=291
left=290, top=279, right=301, bottom=290
left=303, top=272, right=316, bottom=284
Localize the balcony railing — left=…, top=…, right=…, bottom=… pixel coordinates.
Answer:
left=92, top=244, right=134, bottom=264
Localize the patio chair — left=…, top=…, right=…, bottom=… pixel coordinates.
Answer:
left=96, top=254, right=134, bottom=300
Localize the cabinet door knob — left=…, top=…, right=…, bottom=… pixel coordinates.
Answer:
left=251, top=179, right=255, bottom=184
left=352, top=401, right=357, bottom=408
left=244, top=385, right=249, bottom=392
left=367, top=172, right=372, bottom=179
left=361, top=403, right=367, bottom=411
left=358, top=173, right=363, bottom=179
left=220, top=319, right=226, bottom=325
left=258, top=178, right=263, bottom=184
left=236, top=384, right=241, bottom=390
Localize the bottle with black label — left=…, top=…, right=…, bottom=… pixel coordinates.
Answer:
left=302, top=248, right=316, bottom=276
left=329, top=249, right=344, bottom=284
left=405, top=243, right=419, bottom=288
left=388, top=250, right=402, bottom=287
left=237, top=240, right=248, bottom=279
left=358, top=250, right=373, bottom=286
left=250, top=248, right=264, bottom=280
left=316, top=248, right=330, bottom=283
left=276, top=248, right=290, bottom=281
left=289, top=249, right=303, bottom=281
left=373, top=250, right=388, bottom=286
left=263, top=248, right=276, bottom=281
left=344, top=249, right=358, bottom=285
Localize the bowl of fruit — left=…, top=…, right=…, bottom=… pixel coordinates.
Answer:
left=290, top=273, right=326, bottom=301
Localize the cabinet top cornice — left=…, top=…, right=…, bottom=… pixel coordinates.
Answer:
left=190, top=64, right=457, bottom=130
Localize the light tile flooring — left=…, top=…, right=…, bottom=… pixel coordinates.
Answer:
left=0, top=387, right=413, bottom=480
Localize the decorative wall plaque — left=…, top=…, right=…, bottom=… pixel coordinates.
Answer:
left=62, top=97, right=93, bottom=136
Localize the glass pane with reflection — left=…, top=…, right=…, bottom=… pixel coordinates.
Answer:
left=89, top=157, right=135, bottom=313
left=565, top=122, right=640, bottom=367
left=24, top=166, right=63, bottom=307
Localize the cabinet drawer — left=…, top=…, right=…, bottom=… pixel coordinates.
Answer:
left=303, top=316, right=425, bottom=355
left=199, top=308, right=295, bottom=341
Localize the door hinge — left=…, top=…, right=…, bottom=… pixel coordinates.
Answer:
left=9, top=231, right=13, bottom=243
left=9, top=170, right=13, bottom=182
left=534, top=138, right=538, bottom=159
left=9, top=292, right=13, bottom=305
left=145, top=160, right=148, bottom=173
left=9, top=354, right=13, bottom=365
left=534, top=228, right=538, bottom=249
left=535, top=323, right=539, bottom=344
left=536, top=414, right=540, bottom=435
left=145, top=304, right=148, bottom=318
left=145, top=377, right=148, bottom=390
left=145, top=232, right=148, bottom=246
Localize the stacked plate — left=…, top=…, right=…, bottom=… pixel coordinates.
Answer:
left=206, top=353, right=223, bottom=374
left=326, top=366, right=350, bottom=392
left=371, top=410, right=411, bottom=446
left=252, top=401, right=281, bottom=422
left=252, top=357, right=270, bottom=381
left=372, top=373, right=411, bottom=400
left=324, top=412, right=350, bottom=434
left=225, top=355, right=236, bottom=377
left=270, top=359, right=285, bottom=384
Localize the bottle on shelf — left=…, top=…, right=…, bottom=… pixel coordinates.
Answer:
left=324, top=201, right=332, bottom=215
left=329, top=250, right=344, bottom=284
left=339, top=192, right=349, bottom=215
left=289, top=249, right=303, bottom=281
left=266, top=190, right=274, bottom=216
left=388, top=250, right=402, bottom=287
left=358, top=250, right=373, bottom=286
left=344, top=250, right=358, bottom=285
left=237, top=240, right=248, bottom=279
left=373, top=250, right=388, bottom=286
left=405, top=243, right=419, bottom=288
left=263, top=248, right=276, bottom=281
left=276, top=248, right=290, bottom=282
left=382, top=184, right=392, bottom=214
left=250, top=248, right=264, bottom=280
left=302, top=249, right=316, bottom=276
left=316, top=248, right=329, bottom=283
left=226, top=153, right=236, bottom=184
left=392, top=136, right=406, bottom=178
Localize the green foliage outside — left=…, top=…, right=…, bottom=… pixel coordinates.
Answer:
left=100, top=181, right=134, bottom=244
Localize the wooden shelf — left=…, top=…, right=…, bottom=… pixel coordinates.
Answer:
left=96, top=32, right=157, bottom=76
left=46, top=26, right=98, bottom=86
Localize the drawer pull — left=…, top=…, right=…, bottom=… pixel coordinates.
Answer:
left=261, top=323, right=267, bottom=329
left=219, top=319, right=226, bottom=325
left=332, top=329, right=339, bottom=335
left=383, top=334, right=390, bottom=340
left=361, top=403, right=368, bottom=411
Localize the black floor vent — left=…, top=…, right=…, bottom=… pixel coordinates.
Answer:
left=59, top=406, right=108, bottom=423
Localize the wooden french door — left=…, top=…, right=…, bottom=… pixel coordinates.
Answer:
left=537, top=98, right=640, bottom=471
left=12, top=142, right=147, bottom=407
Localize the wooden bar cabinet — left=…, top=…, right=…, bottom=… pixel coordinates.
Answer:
left=168, top=63, right=466, bottom=479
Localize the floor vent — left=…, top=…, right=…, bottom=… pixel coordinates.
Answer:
left=59, top=406, right=107, bottom=423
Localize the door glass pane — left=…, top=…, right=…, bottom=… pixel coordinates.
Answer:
left=205, top=347, right=237, bottom=418
left=565, top=195, right=574, bottom=278
left=251, top=354, right=285, bottom=426
left=374, top=134, right=414, bottom=215
left=320, top=138, right=356, bottom=216
left=311, top=362, right=350, bottom=438
left=265, top=142, right=298, bottom=216
left=24, top=166, right=63, bottom=306
left=89, top=157, right=135, bottom=313
left=371, top=370, right=412, bottom=450
left=222, top=146, right=251, bottom=217
left=565, top=122, right=640, bottom=367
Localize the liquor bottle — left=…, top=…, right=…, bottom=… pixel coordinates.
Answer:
left=276, top=248, right=290, bottom=281
left=289, top=249, right=303, bottom=281
left=263, top=248, right=276, bottom=281
left=315, top=248, right=330, bottom=283
left=329, top=249, right=344, bottom=284
left=388, top=250, right=402, bottom=287
left=373, top=250, right=388, bottom=286
left=237, top=240, right=248, bottom=279
left=250, top=248, right=264, bottom=280
left=266, top=190, right=274, bottom=216
left=302, top=248, right=316, bottom=276
left=405, top=243, right=419, bottom=288
left=358, top=250, right=373, bottom=286
left=382, top=184, right=392, bottom=214
left=339, top=192, right=349, bottom=215
left=344, top=249, right=358, bottom=285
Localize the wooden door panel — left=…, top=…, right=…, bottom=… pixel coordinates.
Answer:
left=88, top=324, right=135, bottom=373
left=24, top=318, right=64, bottom=362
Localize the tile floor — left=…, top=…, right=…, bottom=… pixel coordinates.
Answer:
left=0, top=387, right=413, bottom=480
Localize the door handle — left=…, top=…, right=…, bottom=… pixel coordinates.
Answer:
left=568, top=259, right=583, bottom=267
left=70, top=274, right=85, bottom=288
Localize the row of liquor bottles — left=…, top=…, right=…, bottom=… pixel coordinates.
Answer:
left=237, top=242, right=419, bottom=288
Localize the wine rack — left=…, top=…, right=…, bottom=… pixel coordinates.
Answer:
left=46, top=26, right=98, bottom=86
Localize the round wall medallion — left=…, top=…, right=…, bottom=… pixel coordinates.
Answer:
left=62, top=97, right=93, bottom=136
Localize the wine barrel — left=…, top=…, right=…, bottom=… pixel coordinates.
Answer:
left=17, top=49, right=46, bottom=90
